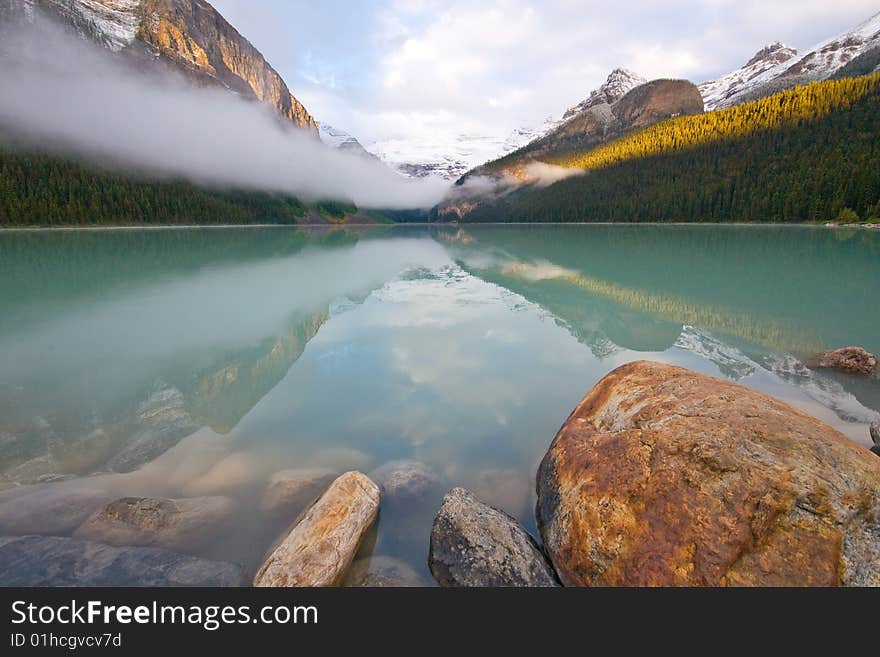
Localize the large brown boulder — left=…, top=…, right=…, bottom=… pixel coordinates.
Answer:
left=537, top=360, right=880, bottom=587
left=253, top=471, right=380, bottom=587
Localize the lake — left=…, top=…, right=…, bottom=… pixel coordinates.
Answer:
left=1, top=224, right=878, bottom=584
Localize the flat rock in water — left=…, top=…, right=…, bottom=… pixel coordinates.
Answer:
left=537, top=360, right=880, bottom=586
left=253, top=471, right=380, bottom=587
left=260, top=468, right=337, bottom=518
left=342, top=555, right=428, bottom=587
left=0, top=487, right=110, bottom=536
left=817, top=346, right=878, bottom=376
left=428, top=487, right=559, bottom=587
left=75, top=496, right=236, bottom=551
left=0, top=535, right=244, bottom=586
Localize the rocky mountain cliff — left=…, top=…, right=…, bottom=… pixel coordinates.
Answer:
left=562, top=68, right=646, bottom=120
left=5, top=0, right=317, bottom=133
left=701, top=11, right=880, bottom=110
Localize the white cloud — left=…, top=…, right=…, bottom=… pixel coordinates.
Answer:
left=195, top=1, right=880, bottom=145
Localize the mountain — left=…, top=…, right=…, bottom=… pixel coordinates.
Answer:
left=699, top=42, right=798, bottom=111
left=368, top=69, right=646, bottom=180
left=701, top=11, right=880, bottom=110
left=445, top=73, right=880, bottom=224
left=561, top=68, right=647, bottom=119
left=476, top=75, right=699, bottom=180
left=435, top=76, right=703, bottom=217
left=3, top=0, right=317, bottom=133
left=366, top=127, right=542, bottom=180
left=318, top=123, right=379, bottom=160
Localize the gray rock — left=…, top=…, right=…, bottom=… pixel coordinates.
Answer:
left=369, top=459, right=441, bottom=502
left=428, top=488, right=559, bottom=587
left=0, top=487, right=110, bottom=536
left=871, top=420, right=880, bottom=447
left=342, top=555, right=429, bottom=587
left=75, top=496, right=236, bottom=551
left=0, top=535, right=244, bottom=586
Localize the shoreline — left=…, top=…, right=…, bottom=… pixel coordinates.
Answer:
left=2, top=221, right=878, bottom=232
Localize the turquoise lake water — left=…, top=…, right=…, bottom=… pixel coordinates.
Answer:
left=1, top=224, right=878, bottom=584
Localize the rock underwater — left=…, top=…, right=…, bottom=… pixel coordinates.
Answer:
left=0, top=535, right=244, bottom=587
left=75, top=495, right=236, bottom=552
left=260, top=468, right=338, bottom=518
left=537, top=360, right=880, bottom=586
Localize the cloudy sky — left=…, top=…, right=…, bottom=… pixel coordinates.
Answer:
left=209, top=0, right=879, bottom=144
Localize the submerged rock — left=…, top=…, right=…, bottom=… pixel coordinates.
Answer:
left=0, top=535, right=244, bottom=587
left=0, top=487, right=110, bottom=536
left=816, top=346, right=878, bottom=377
left=871, top=421, right=880, bottom=457
left=537, top=360, right=880, bottom=586
left=260, top=469, right=337, bottom=518
left=253, top=471, right=380, bottom=587
left=428, top=488, right=559, bottom=587
left=368, top=460, right=445, bottom=556
left=369, top=460, right=441, bottom=502
left=342, top=555, right=428, bottom=587
left=75, top=496, right=236, bottom=551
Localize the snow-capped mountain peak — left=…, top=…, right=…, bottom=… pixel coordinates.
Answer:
left=562, top=68, right=647, bottom=120
left=42, top=0, right=143, bottom=52
left=370, top=68, right=649, bottom=180
left=366, top=131, right=529, bottom=180
left=318, top=123, right=357, bottom=149
left=780, top=10, right=880, bottom=79
left=318, top=122, right=379, bottom=161
left=744, top=41, right=798, bottom=68
left=699, top=42, right=798, bottom=111
left=701, top=11, right=880, bottom=110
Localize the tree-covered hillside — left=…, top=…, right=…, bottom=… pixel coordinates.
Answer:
left=460, top=74, right=880, bottom=223
left=551, top=74, right=880, bottom=172
left=0, top=148, right=309, bottom=226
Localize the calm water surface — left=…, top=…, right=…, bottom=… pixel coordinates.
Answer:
left=1, top=224, right=878, bottom=584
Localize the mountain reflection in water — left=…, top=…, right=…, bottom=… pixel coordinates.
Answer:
left=0, top=224, right=877, bottom=583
